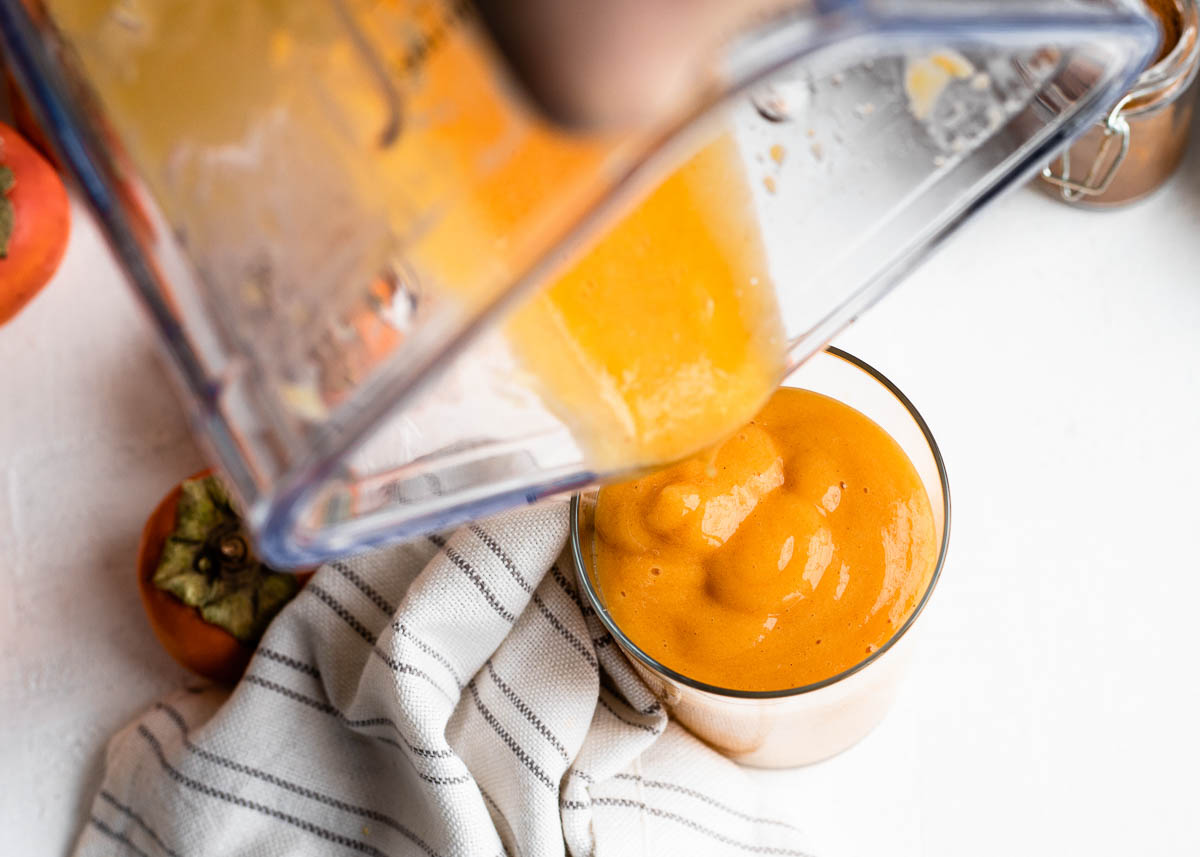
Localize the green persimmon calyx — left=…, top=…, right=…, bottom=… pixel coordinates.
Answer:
left=0, top=165, right=14, bottom=259
left=153, top=475, right=300, bottom=642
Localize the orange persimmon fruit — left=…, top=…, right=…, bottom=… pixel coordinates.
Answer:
left=0, top=121, right=69, bottom=324
left=137, top=470, right=312, bottom=684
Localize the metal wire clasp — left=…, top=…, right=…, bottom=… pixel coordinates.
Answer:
left=1041, top=95, right=1133, bottom=200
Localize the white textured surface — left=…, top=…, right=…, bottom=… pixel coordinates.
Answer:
left=5, top=147, right=1200, bottom=856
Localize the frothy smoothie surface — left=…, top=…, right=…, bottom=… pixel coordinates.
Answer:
left=593, top=386, right=938, bottom=692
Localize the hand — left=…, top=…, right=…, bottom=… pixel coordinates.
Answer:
left=473, top=0, right=801, bottom=129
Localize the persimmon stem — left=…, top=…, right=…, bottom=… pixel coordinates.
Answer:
left=154, top=475, right=300, bottom=642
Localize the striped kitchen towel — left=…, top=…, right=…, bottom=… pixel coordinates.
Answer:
left=73, top=502, right=812, bottom=857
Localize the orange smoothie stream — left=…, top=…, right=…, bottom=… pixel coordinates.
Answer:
left=509, top=134, right=785, bottom=469
left=594, top=386, right=938, bottom=692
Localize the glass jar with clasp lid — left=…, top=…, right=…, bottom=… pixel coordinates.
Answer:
left=1042, top=0, right=1200, bottom=206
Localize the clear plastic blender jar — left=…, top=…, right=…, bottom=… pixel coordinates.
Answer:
left=0, top=0, right=1157, bottom=565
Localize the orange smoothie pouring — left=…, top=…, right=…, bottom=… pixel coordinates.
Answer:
left=508, top=134, right=785, bottom=470
left=593, top=386, right=938, bottom=692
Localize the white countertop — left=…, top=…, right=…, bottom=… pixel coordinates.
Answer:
left=4, top=136, right=1200, bottom=855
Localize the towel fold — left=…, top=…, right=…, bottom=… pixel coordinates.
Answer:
left=74, top=503, right=812, bottom=857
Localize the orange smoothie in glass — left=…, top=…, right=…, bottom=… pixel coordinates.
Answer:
left=593, top=386, right=939, bottom=692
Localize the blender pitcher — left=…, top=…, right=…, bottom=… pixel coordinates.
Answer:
left=0, top=0, right=1156, bottom=565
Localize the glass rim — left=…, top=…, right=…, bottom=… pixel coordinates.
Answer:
left=569, top=346, right=952, bottom=701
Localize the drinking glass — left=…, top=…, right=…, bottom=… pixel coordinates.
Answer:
left=571, top=347, right=950, bottom=767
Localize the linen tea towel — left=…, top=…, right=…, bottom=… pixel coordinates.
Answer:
left=74, top=503, right=813, bottom=857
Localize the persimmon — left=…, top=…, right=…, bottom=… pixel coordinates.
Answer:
left=1, top=121, right=69, bottom=324
left=137, top=470, right=311, bottom=684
